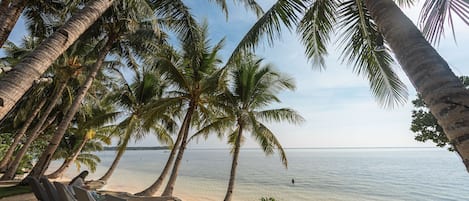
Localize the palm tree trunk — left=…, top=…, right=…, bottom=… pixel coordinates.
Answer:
left=223, top=125, right=243, bottom=201
left=0, top=0, right=26, bottom=48
left=0, top=98, right=46, bottom=171
left=365, top=0, right=469, bottom=172
left=47, top=157, right=72, bottom=179
left=0, top=0, right=115, bottom=120
left=98, top=132, right=131, bottom=182
left=161, top=104, right=195, bottom=196
left=0, top=81, right=67, bottom=181
left=27, top=38, right=114, bottom=179
left=47, top=138, right=88, bottom=179
left=136, top=109, right=191, bottom=196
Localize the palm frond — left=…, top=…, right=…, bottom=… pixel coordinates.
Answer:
left=298, top=0, right=338, bottom=69
left=190, top=116, right=235, bottom=142
left=251, top=117, right=288, bottom=168
left=234, top=0, right=265, bottom=17
left=337, top=0, right=408, bottom=108
left=226, top=0, right=306, bottom=66
left=419, top=0, right=469, bottom=44
left=254, top=108, right=304, bottom=124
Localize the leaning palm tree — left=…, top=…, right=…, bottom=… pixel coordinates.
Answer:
left=26, top=0, right=166, bottom=178
left=0, top=0, right=115, bottom=120
left=228, top=0, right=469, bottom=171
left=136, top=22, right=227, bottom=196
left=193, top=55, right=304, bottom=201
left=47, top=102, right=115, bottom=179
left=97, top=67, right=175, bottom=182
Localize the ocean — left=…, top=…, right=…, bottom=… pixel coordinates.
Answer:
left=53, top=148, right=469, bottom=201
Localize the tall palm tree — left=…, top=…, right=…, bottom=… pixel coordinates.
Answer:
left=0, top=0, right=115, bottom=120
left=140, top=22, right=227, bottom=197
left=0, top=0, right=27, bottom=48
left=47, top=102, right=115, bottom=179
left=193, top=55, right=304, bottom=201
left=97, top=67, right=175, bottom=182
left=26, top=0, right=166, bottom=178
left=0, top=36, right=99, bottom=180
left=228, top=0, right=469, bottom=171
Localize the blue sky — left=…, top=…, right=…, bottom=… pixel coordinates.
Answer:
left=6, top=1, right=469, bottom=148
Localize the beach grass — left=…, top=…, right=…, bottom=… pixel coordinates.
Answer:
left=0, top=185, right=32, bottom=198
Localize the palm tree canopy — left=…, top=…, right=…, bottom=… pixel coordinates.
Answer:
left=227, top=0, right=469, bottom=108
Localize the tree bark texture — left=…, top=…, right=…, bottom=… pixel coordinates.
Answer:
left=27, top=38, right=113, bottom=178
left=47, top=138, right=88, bottom=179
left=136, top=110, right=191, bottom=196
left=223, top=125, right=243, bottom=201
left=0, top=81, right=67, bottom=180
left=365, top=0, right=469, bottom=171
left=162, top=104, right=195, bottom=196
left=0, top=0, right=26, bottom=48
left=0, top=97, right=46, bottom=171
left=0, top=0, right=115, bottom=120
left=98, top=131, right=131, bottom=182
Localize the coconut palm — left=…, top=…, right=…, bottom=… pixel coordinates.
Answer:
left=47, top=102, right=115, bottom=179
left=0, top=36, right=101, bottom=180
left=26, top=0, right=167, bottom=178
left=96, top=66, right=175, bottom=182
left=135, top=22, right=227, bottom=197
left=192, top=55, right=304, bottom=201
left=227, top=0, right=469, bottom=171
left=0, top=0, right=115, bottom=120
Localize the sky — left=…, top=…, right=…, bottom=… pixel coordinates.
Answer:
left=5, top=1, right=469, bottom=149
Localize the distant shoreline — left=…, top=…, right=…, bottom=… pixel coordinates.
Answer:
left=103, top=146, right=170, bottom=151
left=102, top=146, right=437, bottom=151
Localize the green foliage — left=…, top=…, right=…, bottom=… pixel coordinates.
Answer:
left=0, top=186, right=32, bottom=198
left=410, top=76, right=469, bottom=151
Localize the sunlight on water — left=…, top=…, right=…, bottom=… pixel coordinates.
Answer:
left=49, top=148, right=469, bottom=201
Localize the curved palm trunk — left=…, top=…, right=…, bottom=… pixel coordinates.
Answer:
left=365, top=0, right=469, bottom=171
left=0, top=98, right=46, bottom=171
left=161, top=105, right=195, bottom=196
left=27, top=39, right=114, bottom=179
left=47, top=157, right=72, bottom=179
left=0, top=81, right=67, bottom=181
left=98, top=132, right=131, bottom=182
left=0, top=0, right=115, bottom=120
left=0, top=0, right=26, bottom=48
left=136, top=109, right=191, bottom=196
left=223, top=125, right=243, bottom=201
left=47, top=138, right=88, bottom=179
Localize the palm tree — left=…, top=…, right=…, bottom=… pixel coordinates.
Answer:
left=97, top=67, right=175, bottom=182
left=193, top=55, right=304, bottom=201
left=227, top=0, right=469, bottom=171
left=0, top=0, right=115, bottom=120
left=47, top=102, right=115, bottom=179
left=0, top=36, right=99, bottom=180
left=26, top=0, right=164, bottom=177
left=138, top=22, right=227, bottom=197
left=0, top=0, right=27, bottom=48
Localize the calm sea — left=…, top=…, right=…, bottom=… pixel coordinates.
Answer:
left=56, top=148, right=469, bottom=201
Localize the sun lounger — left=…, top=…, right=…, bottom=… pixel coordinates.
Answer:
left=39, top=177, right=60, bottom=201
left=73, top=186, right=99, bottom=201
left=100, top=191, right=181, bottom=201
left=104, top=194, right=127, bottom=201
left=54, top=181, right=78, bottom=201
left=26, top=176, right=50, bottom=201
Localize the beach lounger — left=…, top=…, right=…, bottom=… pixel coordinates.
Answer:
left=26, top=177, right=50, bottom=201
left=73, top=186, right=98, bottom=201
left=104, top=194, right=127, bottom=201
left=40, top=177, right=60, bottom=201
left=54, top=181, right=78, bottom=201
